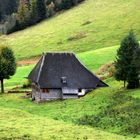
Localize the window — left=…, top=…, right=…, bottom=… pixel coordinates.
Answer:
left=78, top=89, right=82, bottom=92
left=42, top=89, right=49, bottom=93
left=61, top=77, right=67, bottom=84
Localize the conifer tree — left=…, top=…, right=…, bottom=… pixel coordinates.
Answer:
left=133, top=48, right=140, bottom=74
left=0, top=11, right=2, bottom=21
left=114, top=31, right=139, bottom=89
left=36, top=0, right=46, bottom=21
left=30, top=0, right=38, bottom=24
left=16, top=0, right=30, bottom=28
left=61, top=0, right=72, bottom=9
left=0, top=46, right=16, bottom=93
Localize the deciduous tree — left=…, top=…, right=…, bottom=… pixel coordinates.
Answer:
left=0, top=45, right=16, bottom=93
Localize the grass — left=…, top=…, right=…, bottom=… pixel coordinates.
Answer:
left=1, top=111, right=131, bottom=140
left=78, top=88, right=140, bottom=138
left=4, top=65, right=34, bottom=90
left=78, top=45, right=118, bottom=71
left=0, top=0, right=140, bottom=60
left=0, top=79, right=140, bottom=139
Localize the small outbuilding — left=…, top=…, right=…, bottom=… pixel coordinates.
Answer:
left=28, top=53, right=108, bottom=102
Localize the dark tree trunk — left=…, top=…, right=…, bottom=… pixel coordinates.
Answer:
left=124, top=81, right=126, bottom=88
left=0, top=79, right=4, bottom=93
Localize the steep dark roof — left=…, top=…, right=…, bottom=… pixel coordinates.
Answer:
left=28, top=53, right=108, bottom=89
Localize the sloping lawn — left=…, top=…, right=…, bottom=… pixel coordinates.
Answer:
left=0, top=0, right=140, bottom=60
left=0, top=79, right=140, bottom=139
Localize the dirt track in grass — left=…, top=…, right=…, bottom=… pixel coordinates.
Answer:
left=17, top=58, right=39, bottom=66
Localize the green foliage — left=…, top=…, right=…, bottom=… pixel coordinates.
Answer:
left=16, top=0, right=30, bottom=28
left=0, top=45, right=16, bottom=93
left=56, top=0, right=80, bottom=10
left=77, top=90, right=140, bottom=138
left=0, top=11, right=1, bottom=21
left=22, top=80, right=31, bottom=88
left=36, top=0, right=46, bottom=21
left=61, top=0, right=73, bottom=9
left=16, top=0, right=47, bottom=29
left=16, top=0, right=47, bottom=28
left=46, top=2, right=55, bottom=17
left=133, top=48, right=140, bottom=72
left=114, top=31, right=140, bottom=89
left=30, top=0, right=38, bottom=24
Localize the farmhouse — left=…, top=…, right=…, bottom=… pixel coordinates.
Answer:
left=28, top=53, right=108, bottom=102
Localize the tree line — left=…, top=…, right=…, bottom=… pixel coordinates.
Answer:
left=0, top=0, right=84, bottom=34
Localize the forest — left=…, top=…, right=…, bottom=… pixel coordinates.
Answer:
left=0, top=0, right=84, bottom=34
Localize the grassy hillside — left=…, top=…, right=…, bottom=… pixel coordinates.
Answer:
left=1, top=106, right=132, bottom=140
left=0, top=0, right=140, bottom=60
left=0, top=80, right=140, bottom=139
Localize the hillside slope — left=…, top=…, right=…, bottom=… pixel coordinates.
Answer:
left=1, top=0, right=140, bottom=60
left=0, top=82, right=140, bottom=139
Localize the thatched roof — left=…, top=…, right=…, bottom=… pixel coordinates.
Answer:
left=28, top=53, right=108, bottom=89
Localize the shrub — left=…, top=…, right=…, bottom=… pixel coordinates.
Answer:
left=22, top=80, right=31, bottom=88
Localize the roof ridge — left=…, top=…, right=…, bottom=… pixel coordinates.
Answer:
left=46, top=52, right=75, bottom=55
left=37, top=54, right=45, bottom=85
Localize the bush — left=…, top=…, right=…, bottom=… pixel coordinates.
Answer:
left=22, top=80, right=31, bottom=88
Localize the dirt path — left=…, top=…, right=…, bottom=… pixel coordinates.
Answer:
left=17, top=58, right=39, bottom=66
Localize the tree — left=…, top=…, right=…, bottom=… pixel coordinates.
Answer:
left=0, top=46, right=16, bottom=93
left=30, top=0, right=38, bottom=24
left=61, top=0, right=73, bottom=9
left=16, top=0, right=30, bottom=28
left=36, top=0, right=46, bottom=22
left=114, top=31, right=139, bottom=89
left=133, top=48, right=140, bottom=75
left=0, top=11, right=2, bottom=21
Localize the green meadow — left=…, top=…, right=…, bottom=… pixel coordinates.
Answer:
left=0, top=0, right=140, bottom=60
left=0, top=79, right=140, bottom=139
left=0, top=0, right=140, bottom=139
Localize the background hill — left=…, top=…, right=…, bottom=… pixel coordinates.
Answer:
left=0, top=0, right=140, bottom=60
